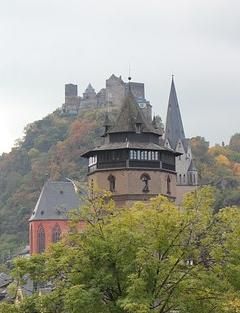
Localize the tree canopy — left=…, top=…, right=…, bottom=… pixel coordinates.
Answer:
left=1, top=188, right=240, bottom=312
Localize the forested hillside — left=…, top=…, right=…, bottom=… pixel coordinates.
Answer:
left=0, top=107, right=239, bottom=260
left=0, top=108, right=106, bottom=260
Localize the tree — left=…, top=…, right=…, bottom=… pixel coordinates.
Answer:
left=229, top=133, right=240, bottom=153
left=1, top=188, right=240, bottom=312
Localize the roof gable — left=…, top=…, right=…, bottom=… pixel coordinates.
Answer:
left=29, top=181, right=81, bottom=221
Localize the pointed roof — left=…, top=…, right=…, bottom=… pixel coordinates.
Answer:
left=165, top=77, right=185, bottom=150
left=29, top=181, right=81, bottom=221
left=188, top=159, right=198, bottom=172
left=108, top=89, right=161, bottom=135
left=85, top=83, right=95, bottom=92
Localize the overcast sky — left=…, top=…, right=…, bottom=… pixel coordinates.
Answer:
left=0, top=0, right=239, bottom=154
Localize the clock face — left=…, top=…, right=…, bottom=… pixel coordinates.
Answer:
left=139, top=102, right=146, bottom=108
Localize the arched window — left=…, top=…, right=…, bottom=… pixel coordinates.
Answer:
left=108, top=174, right=116, bottom=192
left=37, top=225, right=45, bottom=253
left=52, top=224, right=61, bottom=243
left=30, top=224, right=33, bottom=253
left=140, top=173, right=151, bottom=193
left=167, top=175, right=171, bottom=195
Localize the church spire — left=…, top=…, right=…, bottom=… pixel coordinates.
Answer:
left=165, top=76, right=185, bottom=150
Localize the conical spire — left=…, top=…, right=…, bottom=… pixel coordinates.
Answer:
left=86, top=83, right=94, bottom=91
left=165, top=76, right=185, bottom=149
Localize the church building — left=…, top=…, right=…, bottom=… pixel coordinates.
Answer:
left=164, top=77, right=198, bottom=203
left=29, top=181, right=83, bottom=254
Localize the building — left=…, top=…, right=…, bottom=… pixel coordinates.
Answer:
left=82, top=84, right=180, bottom=207
left=30, top=76, right=198, bottom=254
left=29, top=181, right=83, bottom=254
left=62, top=84, right=81, bottom=115
left=164, top=77, right=198, bottom=203
left=61, top=74, right=152, bottom=120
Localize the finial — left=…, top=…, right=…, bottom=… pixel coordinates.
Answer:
left=128, top=64, right=132, bottom=82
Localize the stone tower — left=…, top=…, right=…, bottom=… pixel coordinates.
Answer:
left=81, top=83, right=98, bottom=108
left=82, top=85, right=180, bottom=207
left=62, top=84, right=80, bottom=115
left=164, top=77, right=198, bottom=203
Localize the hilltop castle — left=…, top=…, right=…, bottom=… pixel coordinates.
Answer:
left=61, top=74, right=152, bottom=121
left=29, top=76, right=198, bottom=254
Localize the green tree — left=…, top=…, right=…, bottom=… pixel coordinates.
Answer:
left=1, top=188, right=240, bottom=312
left=229, top=133, right=240, bottom=153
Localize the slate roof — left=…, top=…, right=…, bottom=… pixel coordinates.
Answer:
left=108, top=89, right=161, bottom=135
left=29, top=181, right=81, bottom=221
left=82, top=141, right=180, bottom=157
left=165, top=77, right=186, bottom=150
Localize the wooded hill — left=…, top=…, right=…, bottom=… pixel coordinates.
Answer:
left=0, top=108, right=239, bottom=260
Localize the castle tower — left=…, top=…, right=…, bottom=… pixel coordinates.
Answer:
left=81, top=83, right=98, bottom=108
left=29, top=181, right=82, bottom=254
left=62, top=83, right=81, bottom=115
left=164, top=77, right=198, bottom=203
left=82, top=85, right=180, bottom=207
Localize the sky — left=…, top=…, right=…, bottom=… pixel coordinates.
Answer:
left=0, top=0, right=239, bottom=154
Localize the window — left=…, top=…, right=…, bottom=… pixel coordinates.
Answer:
left=52, top=224, right=61, bottom=243
left=140, top=173, right=151, bottom=193
left=130, top=150, right=134, bottom=159
left=183, top=174, right=186, bottom=183
left=193, top=174, right=196, bottom=184
left=137, top=150, right=141, bottom=160
left=133, top=150, right=137, bottom=159
left=108, top=174, right=116, bottom=192
left=30, top=224, right=33, bottom=253
left=37, top=225, right=45, bottom=253
left=152, top=151, right=155, bottom=160
left=141, top=151, right=144, bottom=160
left=148, top=151, right=151, bottom=160
left=155, top=151, right=159, bottom=160
left=167, top=175, right=171, bottom=195
left=179, top=174, right=182, bottom=184
left=144, top=151, right=148, bottom=160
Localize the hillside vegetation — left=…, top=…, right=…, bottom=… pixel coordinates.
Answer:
left=0, top=108, right=239, bottom=259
